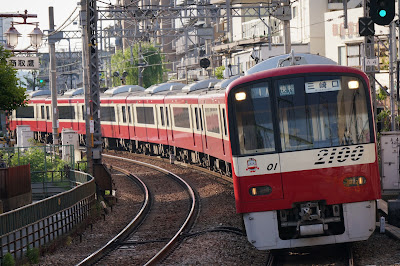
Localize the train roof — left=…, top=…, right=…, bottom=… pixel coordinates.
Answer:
left=144, top=82, right=185, bottom=94
left=246, top=53, right=337, bottom=75
left=229, top=64, right=368, bottom=93
left=104, top=84, right=145, bottom=95
left=64, top=88, right=84, bottom=96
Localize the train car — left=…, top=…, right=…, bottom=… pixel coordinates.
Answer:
left=8, top=78, right=235, bottom=175
left=226, top=53, right=381, bottom=250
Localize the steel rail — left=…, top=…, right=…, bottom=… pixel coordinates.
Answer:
left=76, top=165, right=151, bottom=266
left=102, top=153, right=200, bottom=265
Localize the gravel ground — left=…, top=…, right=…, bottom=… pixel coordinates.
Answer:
left=36, top=152, right=400, bottom=265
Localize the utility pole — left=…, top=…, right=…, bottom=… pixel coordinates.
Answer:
left=80, top=0, right=93, bottom=175
left=138, top=41, right=143, bottom=87
left=49, top=7, right=59, bottom=145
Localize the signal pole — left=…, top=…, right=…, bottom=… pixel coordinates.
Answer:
left=86, top=0, right=102, bottom=168
left=363, top=0, right=377, bottom=125
left=81, top=0, right=102, bottom=176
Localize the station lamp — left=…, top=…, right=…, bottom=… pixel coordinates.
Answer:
left=28, top=25, right=44, bottom=49
left=4, top=22, right=43, bottom=50
left=4, top=25, right=22, bottom=49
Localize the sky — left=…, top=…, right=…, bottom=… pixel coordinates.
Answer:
left=2, top=0, right=86, bottom=52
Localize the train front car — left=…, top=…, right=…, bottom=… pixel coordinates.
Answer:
left=226, top=62, right=381, bottom=250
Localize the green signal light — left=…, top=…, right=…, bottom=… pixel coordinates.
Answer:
left=39, top=79, right=43, bottom=83
left=379, top=9, right=387, bottom=17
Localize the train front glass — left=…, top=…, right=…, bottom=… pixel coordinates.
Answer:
left=229, top=74, right=374, bottom=156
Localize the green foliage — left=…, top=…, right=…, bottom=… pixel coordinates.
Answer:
left=0, top=45, right=27, bottom=112
left=0, top=146, right=70, bottom=182
left=111, top=43, right=164, bottom=88
left=22, top=70, right=46, bottom=91
left=1, top=253, right=15, bottom=266
left=215, top=66, right=225, bottom=79
left=377, top=108, right=391, bottom=132
left=26, top=246, right=39, bottom=264
left=377, top=87, right=388, bottom=101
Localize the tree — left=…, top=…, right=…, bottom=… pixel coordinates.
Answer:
left=215, top=66, right=225, bottom=79
left=22, top=70, right=46, bottom=91
left=0, top=45, right=27, bottom=112
left=111, top=43, right=164, bottom=88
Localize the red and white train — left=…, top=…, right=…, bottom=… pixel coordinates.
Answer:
left=10, top=53, right=381, bottom=250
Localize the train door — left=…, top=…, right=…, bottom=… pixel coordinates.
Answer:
left=78, top=104, right=84, bottom=134
left=199, top=104, right=208, bottom=153
left=134, top=101, right=150, bottom=141
left=127, top=104, right=136, bottom=140
left=156, top=104, right=168, bottom=144
left=72, top=102, right=79, bottom=132
left=191, top=105, right=203, bottom=150
left=219, top=105, right=228, bottom=157
left=166, top=104, right=174, bottom=146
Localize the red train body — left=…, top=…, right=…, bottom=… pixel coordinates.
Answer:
left=9, top=53, right=381, bottom=250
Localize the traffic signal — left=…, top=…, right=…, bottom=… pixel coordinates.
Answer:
left=39, top=79, right=44, bottom=83
left=370, top=0, right=395, bottom=25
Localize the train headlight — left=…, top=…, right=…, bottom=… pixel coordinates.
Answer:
left=343, top=176, right=366, bottom=187
left=348, top=80, right=359, bottom=89
left=249, top=185, right=272, bottom=196
left=235, top=92, right=246, bottom=101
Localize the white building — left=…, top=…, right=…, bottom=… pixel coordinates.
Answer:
left=213, top=0, right=394, bottom=79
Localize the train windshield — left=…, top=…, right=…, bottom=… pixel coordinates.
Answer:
left=230, top=74, right=373, bottom=155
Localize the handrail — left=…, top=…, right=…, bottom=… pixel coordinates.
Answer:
left=0, top=170, right=95, bottom=236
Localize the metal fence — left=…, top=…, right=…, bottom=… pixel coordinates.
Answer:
left=0, top=170, right=95, bottom=262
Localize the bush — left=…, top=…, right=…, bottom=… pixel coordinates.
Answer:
left=0, top=146, right=69, bottom=182
left=1, top=253, right=15, bottom=266
left=26, top=246, right=39, bottom=264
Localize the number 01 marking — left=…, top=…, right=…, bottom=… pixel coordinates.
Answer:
left=267, top=163, right=278, bottom=171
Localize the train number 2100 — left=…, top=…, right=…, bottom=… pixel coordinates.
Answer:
left=314, top=146, right=365, bottom=165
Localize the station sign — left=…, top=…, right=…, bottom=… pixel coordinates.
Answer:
left=7, top=56, right=39, bottom=70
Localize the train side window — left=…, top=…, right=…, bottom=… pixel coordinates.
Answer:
left=122, top=106, right=127, bottom=123
left=136, top=106, right=154, bottom=124
left=59, top=106, right=75, bottom=120
left=173, top=106, right=190, bottom=129
left=194, top=107, right=200, bottom=130
left=166, top=107, right=170, bottom=127
left=16, top=106, right=34, bottom=118
left=204, top=107, right=220, bottom=134
left=100, top=106, right=116, bottom=122
left=160, top=106, right=165, bottom=126
left=222, top=108, right=228, bottom=136
left=46, top=106, right=50, bottom=120
left=81, top=105, right=85, bottom=120
left=41, top=106, right=45, bottom=119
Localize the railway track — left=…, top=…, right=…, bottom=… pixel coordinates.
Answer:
left=77, top=154, right=200, bottom=265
